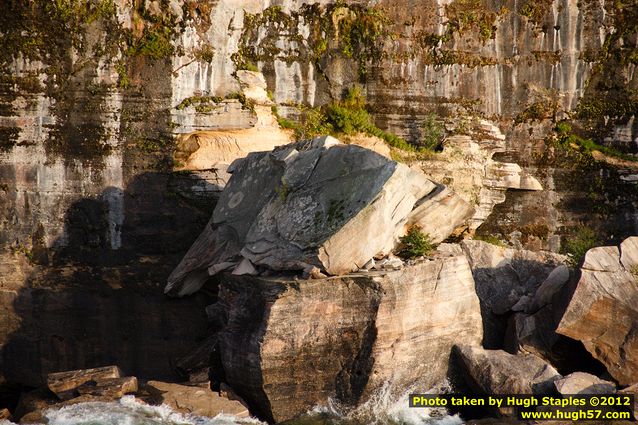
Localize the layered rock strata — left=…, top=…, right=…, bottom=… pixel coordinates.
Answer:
left=418, top=121, right=543, bottom=232
left=209, top=253, right=482, bottom=422
left=557, top=237, right=638, bottom=386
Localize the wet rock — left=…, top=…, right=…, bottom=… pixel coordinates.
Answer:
left=145, top=381, right=249, bottom=418
left=453, top=345, right=561, bottom=395
left=75, top=376, right=138, bottom=398
left=47, top=366, right=121, bottom=401
left=13, top=388, right=57, bottom=423
left=167, top=139, right=471, bottom=296
left=14, top=388, right=117, bottom=424
left=214, top=254, right=482, bottom=422
left=557, top=237, right=638, bottom=385
left=18, top=411, right=46, bottom=424
left=553, top=372, right=615, bottom=395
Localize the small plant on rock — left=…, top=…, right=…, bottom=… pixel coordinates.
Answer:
left=474, top=234, right=506, bottom=247
left=397, top=225, right=434, bottom=259
left=562, top=226, right=598, bottom=266
left=421, top=113, right=444, bottom=150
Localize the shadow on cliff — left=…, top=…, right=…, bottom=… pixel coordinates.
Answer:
left=0, top=172, right=217, bottom=407
left=471, top=259, right=606, bottom=377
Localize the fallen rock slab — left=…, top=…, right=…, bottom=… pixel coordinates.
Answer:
left=145, top=381, right=249, bottom=418
left=47, top=366, right=121, bottom=401
left=408, top=185, right=473, bottom=243
left=76, top=376, right=138, bottom=398
left=453, top=345, right=561, bottom=395
left=557, top=237, right=638, bottom=385
left=553, top=372, right=615, bottom=395
left=213, top=254, right=482, bottom=422
left=167, top=138, right=471, bottom=296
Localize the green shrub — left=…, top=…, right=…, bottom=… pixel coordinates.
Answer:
left=128, top=26, right=174, bottom=59
left=421, top=113, right=444, bottom=150
left=270, top=86, right=435, bottom=154
left=562, top=226, right=598, bottom=266
left=397, top=225, right=434, bottom=259
left=240, top=62, right=259, bottom=72
left=554, top=121, right=638, bottom=162
left=474, top=234, right=506, bottom=247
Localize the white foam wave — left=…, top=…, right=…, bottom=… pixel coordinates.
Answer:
left=308, top=381, right=464, bottom=425
left=3, top=384, right=465, bottom=425
left=3, top=395, right=265, bottom=425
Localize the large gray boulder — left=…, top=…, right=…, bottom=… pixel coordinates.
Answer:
left=557, top=237, right=638, bottom=385
left=212, top=253, right=482, bottom=422
left=166, top=138, right=472, bottom=296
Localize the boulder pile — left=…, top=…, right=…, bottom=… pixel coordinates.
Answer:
left=10, top=366, right=247, bottom=423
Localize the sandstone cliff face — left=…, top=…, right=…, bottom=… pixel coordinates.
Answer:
left=211, top=253, right=482, bottom=422
left=2, top=0, right=637, bottom=276
left=1, top=0, right=637, bottom=396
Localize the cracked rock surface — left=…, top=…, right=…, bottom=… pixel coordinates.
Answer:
left=210, top=253, right=482, bottom=422
left=557, top=236, right=638, bottom=385
left=166, top=137, right=472, bottom=297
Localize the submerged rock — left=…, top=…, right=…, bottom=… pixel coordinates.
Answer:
left=166, top=138, right=471, bottom=296
left=212, top=254, right=482, bottom=422
left=557, top=237, right=638, bottom=385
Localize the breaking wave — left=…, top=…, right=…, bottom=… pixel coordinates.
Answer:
left=0, top=383, right=464, bottom=425
left=0, top=395, right=265, bottom=425
left=302, top=381, right=465, bottom=425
